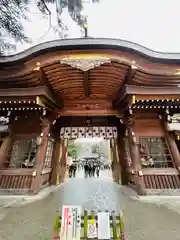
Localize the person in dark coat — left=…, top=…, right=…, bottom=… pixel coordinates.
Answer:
left=96, top=165, right=100, bottom=177
left=92, top=165, right=96, bottom=177
left=72, top=163, right=77, bottom=178
left=84, top=163, right=89, bottom=178
left=69, top=164, right=73, bottom=178
left=88, top=164, right=93, bottom=177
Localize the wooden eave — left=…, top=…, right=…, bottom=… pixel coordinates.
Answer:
left=131, top=99, right=180, bottom=110
left=2, top=38, right=180, bottom=107
left=115, top=85, right=180, bottom=111
left=0, top=86, right=62, bottom=111
left=126, top=85, right=180, bottom=104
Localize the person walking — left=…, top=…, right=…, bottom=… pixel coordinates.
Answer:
left=92, top=164, right=96, bottom=177
left=68, top=164, right=73, bottom=178
left=96, top=165, right=100, bottom=178
left=84, top=163, right=88, bottom=178
left=72, top=163, right=77, bottom=178
left=89, top=164, right=93, bottom=177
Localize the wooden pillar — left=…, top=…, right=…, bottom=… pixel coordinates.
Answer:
left=50, top=136, right=61, bottom=185
left=0, top=134, right=12, bottom=168
left=118, top=133, right=129, bottom=185
left=111, top=139, right=117, bottom=182
left=115, top=140, right=121, bottom=184
left=31, top=122, right=50, bottom=193
left=126, top=119, right=146, bottom=195
left=58, top=139, right=68, bottom=183
left=110, top=138, right=121, bottom=184
left=163, top=120, right=180, bottom=170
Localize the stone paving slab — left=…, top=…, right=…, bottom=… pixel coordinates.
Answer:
left=0, top=170, right=180, bottom=239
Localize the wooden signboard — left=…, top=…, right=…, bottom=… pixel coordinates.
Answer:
left=54, top=210, right=127, bottom=240
left=60, top=205, right=81, bottom=240
left=97, top=212, right=111, bottom=239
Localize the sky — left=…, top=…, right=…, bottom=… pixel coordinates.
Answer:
left=14, top=0, right=180, bottom=54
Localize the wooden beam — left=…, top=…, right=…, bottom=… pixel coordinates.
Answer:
left=126, top=85, right=180, bottom=95
left=57, top=109, right=118, bottom=117
left=117, top=95, right=131, bottom=112
left=126, top=65, right=137, bottom=84
left=83, top=71, right=89, bottom=97
left=33, top=63, right=63, bottom=108
left=114, top=65, right=137, bottom=103
left=36, top=96, right=59, bottom=111
left=0, top=86, right=51, bottom=98
left=114, top=86, right=127, bottom=107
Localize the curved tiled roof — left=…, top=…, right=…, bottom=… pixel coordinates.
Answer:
left=0, top=38, right=180, bottom=64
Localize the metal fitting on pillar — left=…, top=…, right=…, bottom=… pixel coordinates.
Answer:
left=36, top=132, right=44, bottom=146
left=167, top=115, right=172, bottom=123
left=138, top=170, right=143, bottom=177
left=129, top=106, right=133, bottom=115
left=166, top=107, right=169, bottom=115
left=43, top=108, right=46, bottom=116
left=125, top=129, right=128, bottom=136
left=132, top=136, right=137, bottom=144
left=158, top=114, right=162, bottom=120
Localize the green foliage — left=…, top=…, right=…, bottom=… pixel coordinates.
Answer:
left=0, top=0, right=30, bottom=55
left=91, top=144, right=100, bottom=154
left=67, top=140, right=77, bottom=159
left=0, top=0, right=101, bottom=54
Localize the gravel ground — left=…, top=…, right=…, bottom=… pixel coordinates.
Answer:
left=0, top=170, right=180, bottom=239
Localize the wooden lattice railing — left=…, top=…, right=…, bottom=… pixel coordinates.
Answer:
left=142, top=168, right=180, bottom=189
left=0, top=169, right=33, bottom=190
left=40, top=168, right=52, bottom=188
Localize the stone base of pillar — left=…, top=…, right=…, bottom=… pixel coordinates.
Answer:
left=112, top=163, right=121, bottom=184
left=121, top=170, right=129, bottom=185
left=52, top=232, right=60, bottom=239
left=135, top=178, right=147, bottom=195
left=59, top=165, right=67, bottom=183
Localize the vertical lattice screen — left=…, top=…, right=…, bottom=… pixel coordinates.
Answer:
left=139, top=137, right=173, bottom=168
left=124, top=138, right=132, bottom=167
left=10, top=139, right=37, bottom=168
left=44, top=138, right=54, bottom=168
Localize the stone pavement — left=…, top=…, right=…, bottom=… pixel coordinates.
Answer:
left=0, top=169, right=180, bottom=239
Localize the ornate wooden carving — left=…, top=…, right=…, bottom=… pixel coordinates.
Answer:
left=60, top=56, right=111, bottom=71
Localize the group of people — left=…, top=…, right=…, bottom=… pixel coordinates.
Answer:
left=68, top=162, right=101, bottom=178
left=84, top=163, right=100, bottom=178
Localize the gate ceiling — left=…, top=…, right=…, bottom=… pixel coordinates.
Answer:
left=60, top=126, right=117, bottom=139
